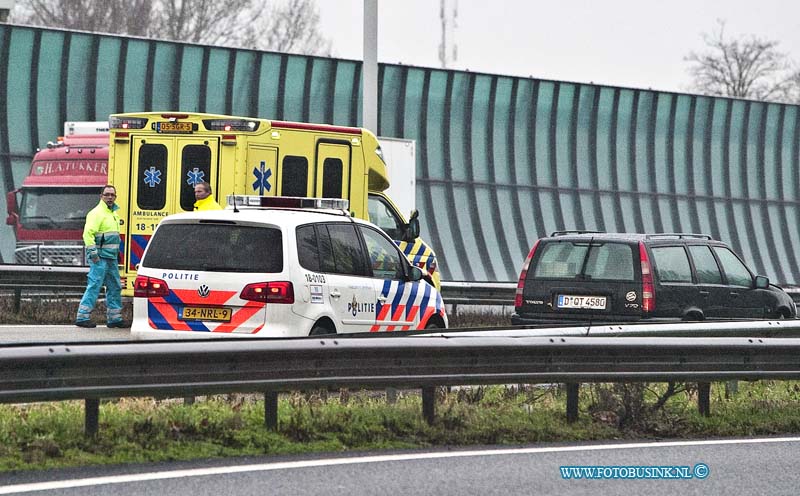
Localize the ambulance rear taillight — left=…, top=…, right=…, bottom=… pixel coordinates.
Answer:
left=203, top=119, right=260, bottom=132
left=240, top=281, right=294, bottom=304
left=133, top=276, right=170, bottom=298
left=109, top=116, right=147, bottom=129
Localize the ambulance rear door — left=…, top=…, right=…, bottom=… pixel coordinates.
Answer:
left=315, top=141, right=352, bottom=201
left=126, top=136, right=219, bottom=276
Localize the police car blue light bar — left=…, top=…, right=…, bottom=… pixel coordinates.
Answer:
left=226, top=195, right=350, bottom=211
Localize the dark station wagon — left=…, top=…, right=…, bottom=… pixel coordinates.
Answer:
left=511, top=232, right=796, bottom=324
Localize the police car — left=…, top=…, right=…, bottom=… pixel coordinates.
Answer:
left=131, top=196, right=447, bottom=339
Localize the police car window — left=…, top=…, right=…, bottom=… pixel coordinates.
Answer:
left=322, top=158, right=343, bottom=198
left=652, top=246, right=693, bottom=283
left=180, top=145, right=211, bottom=211
left=137, top=144, right=167, bottom=210
left=713, top=247, right=753, bottom=287
left=359, top=226, right=405, bottom=280
left=367, top=195, right=403, bottom=240
left=296, top=224, right=319, bottom=271
left=325, top=223, right=368, bottom=276
left=281, top=156, right=308, bottom=197
left=689, top=245, right=723, bottom=284
left=142, top=223, right=283, bottom=273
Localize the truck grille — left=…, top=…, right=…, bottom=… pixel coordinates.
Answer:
left=14, top=245, right=86, bottom=266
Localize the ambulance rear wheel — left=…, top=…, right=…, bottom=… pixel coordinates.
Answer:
left=310, top=319, right=336, bottom=336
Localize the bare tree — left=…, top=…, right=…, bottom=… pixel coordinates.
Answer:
left=10, top=0, right=332, bottom=56
left=685, top=20, right=798, bottom=103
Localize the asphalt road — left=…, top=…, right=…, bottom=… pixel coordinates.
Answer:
left=0, top=437, right=796, bottom=495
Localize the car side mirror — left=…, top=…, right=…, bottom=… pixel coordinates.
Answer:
left=6, top=190, right=19, bottom=226
left=755, top=275, right=769, bottom=289
left=403, top=209, right=420, bottom=242
left=408, top=266, right=424, bottom=282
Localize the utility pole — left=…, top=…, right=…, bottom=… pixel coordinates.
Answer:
left=363, top=0, right=378, bottom=132
left=438, top=0, right=458, bottom=69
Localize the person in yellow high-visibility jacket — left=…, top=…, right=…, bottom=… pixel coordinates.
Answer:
left=193, top=181, right=222, bottom=210
left=76, top=185, right=129, bottom=328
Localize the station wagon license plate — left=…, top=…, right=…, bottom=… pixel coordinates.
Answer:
left=557, top=295, right=607, bottom=310
left=179, top=306, right=232, bottom=322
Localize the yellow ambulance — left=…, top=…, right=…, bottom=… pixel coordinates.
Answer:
left=107, top=112, right=439, bottom=295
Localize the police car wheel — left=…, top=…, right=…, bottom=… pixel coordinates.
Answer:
left=310, top=323, right=336, bottom=336
left=424, top=320, right=443, bottom=330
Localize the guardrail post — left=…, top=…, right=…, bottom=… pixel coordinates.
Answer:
left=697, top=382, right=711, bottom=416
left=566, top=383, right=579, bottom=423
left=264, top=391, right=278, bottom=431
left=85, top=398, right=99, bottom=437
left=422, top=387, right=435, bottom=425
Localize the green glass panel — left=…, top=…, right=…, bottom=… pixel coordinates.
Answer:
left=491, top=77, right=513, bottom=185
left=122, top=39, right=149, bottom=111
left=36, top=31, right=65, bottom=143
left=658, top=198, right=677, bottom=232
left=178, top=45, right=204, bottom=111
left=402, top=68, right=425, bottom=139
left=256, top=53, right=283, bottom=119
left=513, top=79, right=535, bottom=187
left=424, top=71, right=448, bottom=179
left=744, top=103, right=763, bottom=198
left=448, top=73, right=469, bottom=182
left=653, top=94, right=673, bottom=198
left=332, top=60, right=356, bottom=125
left=496, top=188, right=519, bottom=278
left=635, top=91, right=654, bottom=193
left=453, top=186, right=484, bottom=279
left=65, top=33, right=92, bottom=119
left=204, top=48, right=231, bottom=114
left=518, top=190, right=541, bottom=247
left=558, top=192, right=578, bottom=230
left=599, top=193, right=619, bottom=231
left=671, top=95, right=691, bottom=195
left=282, top=55, right=307, bottom=121
left=595, top=88, right=614, bottom=190
left=471, top=75, right=491, bottom=183
left=692, top=96, right=711, bottom=197
left=475, top=187, right=502, bottom=277
left=379, top=65, right=403, bottom=137
left=534, top=82, right=554, bottom=187
left=727, top=100, right=746, bottom=198
left=554, top=82, right=576, bottom=188
left=762, top=103, right=781, bottom=200
left=230, top=50, right=255, bottom=116
left=713, top=198, right=733, bottom=247
left=575, top=84, right=595, bottom=189
left=781, top=107, right=797, bottom=201
left=152, top=43, right=178, bottom=111
left=7, top=29, right=34, bottom=154
left=766, top=204, right=790, bottom=282
left=307, top=58, right=333, bottom=123
left=709, top=99, right=728, bottom=198
left=428, top=183, right=459, bottom=279
left=95, top=37, right=121, bottom=119
left=620, top=196, right=637, bottom=231
left=614, top=89, right=634, bottom=192
left=538, top=191, right=558, bottom=234
left=731, top=202, right=755, bottom=268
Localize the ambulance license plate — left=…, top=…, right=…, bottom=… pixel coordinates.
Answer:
left=180, top=306, right=232, bottom=322
left=155, top=121, right=194, bottom=133
left=557, top=295, right=607, bottom=310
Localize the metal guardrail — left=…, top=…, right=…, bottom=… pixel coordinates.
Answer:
left=2, top=265, right=799, bottom=307
left=3, top=333, right=800, bottom=434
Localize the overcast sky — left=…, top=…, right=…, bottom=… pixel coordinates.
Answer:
left=316, top=0, right=800, bottom=94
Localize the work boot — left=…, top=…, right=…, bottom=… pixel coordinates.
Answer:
left=75, top=320, right=96, bottom=328
left=107, top=320, right=131, bottom=329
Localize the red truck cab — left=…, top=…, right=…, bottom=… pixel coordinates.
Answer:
left=6, top=123, right=109, bottom=265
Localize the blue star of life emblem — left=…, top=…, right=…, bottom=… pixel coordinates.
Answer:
left=144, top=167, right=162, bottom=188
left=252, top=161, right=272, bottom=195
left=186, top=167, right=205, bottom=186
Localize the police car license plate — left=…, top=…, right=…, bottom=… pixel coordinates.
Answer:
left=180, top=306, right=232, bottom=322
left=557, top=295, right=607, bottom=310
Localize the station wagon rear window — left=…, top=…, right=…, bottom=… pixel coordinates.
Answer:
left=532, top=241, right=635, bottom=281
left=142, top=223, right=283, bottom=273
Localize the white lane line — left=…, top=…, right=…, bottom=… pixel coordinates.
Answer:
left=1, top=436, right=799, bottom=493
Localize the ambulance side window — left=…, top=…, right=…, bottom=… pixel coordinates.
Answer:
left=321, top=158, right=343, bottom=198
left=137, top=144, right=168, bottom=210
left=282, top=156, right=309, bottom=197
left=367, top=195, right=404, bottom=240
left=180, top=145, right=211, bottom=211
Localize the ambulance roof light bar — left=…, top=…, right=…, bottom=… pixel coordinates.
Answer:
left=226, top=195, right=350, bottom=211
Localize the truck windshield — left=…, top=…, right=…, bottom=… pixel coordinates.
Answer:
left=19, top=187, right=99, bottom=229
